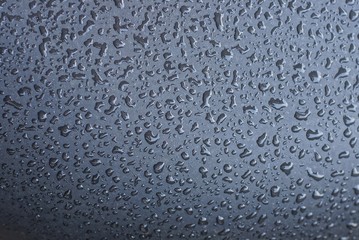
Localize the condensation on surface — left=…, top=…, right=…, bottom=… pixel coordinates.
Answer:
left=1, top=0, right=359, bottom=239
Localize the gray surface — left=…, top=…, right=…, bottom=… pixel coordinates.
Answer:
left=1, top=0, right=359, bottom=239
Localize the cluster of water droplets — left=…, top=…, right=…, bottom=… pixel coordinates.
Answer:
left=1, top=0, right=359, bottom=239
